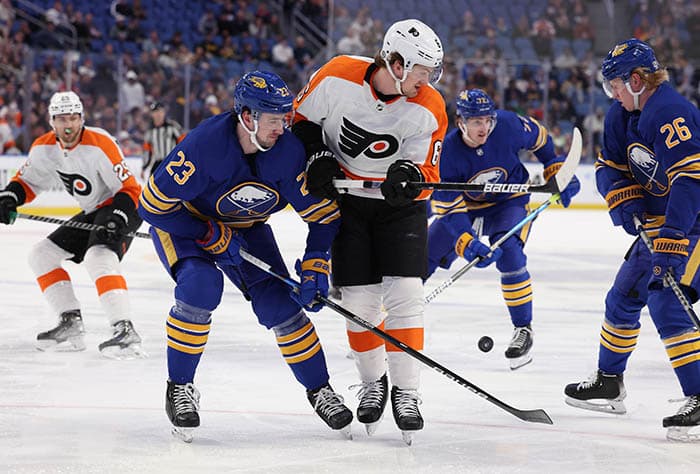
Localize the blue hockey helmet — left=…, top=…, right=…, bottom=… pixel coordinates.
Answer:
left=455, top=89, right=496, bottom=119
left=233, top=71, right=293, bottom=116
left=601, top=38, right=659, bottom=97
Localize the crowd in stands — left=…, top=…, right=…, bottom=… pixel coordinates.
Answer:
left=1, top=0, right=700, bottom=164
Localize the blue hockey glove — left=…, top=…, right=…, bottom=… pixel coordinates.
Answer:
left=197, top=221, right=246, bottom=266
left=648, top=227, right=689, bottom=290
left=291, top=251, right=330, bottom=312
left=0, top=189, right=19, bottom=225
left=455, top=232, right=502, bottom=268
left=606, top=184, right=645, bottom=235
left=558, top=175, right=580, bottom=208
left=381, top=160, right=422, bottom=207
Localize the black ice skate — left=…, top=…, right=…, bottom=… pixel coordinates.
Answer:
left=36, top=310, right=85, bottom=351
left=391, top=386, right=423, bottom=445
left=166, top=380, right=200, bottom=443
left=564, top=370, right=627, bottom=414
left=307, top=383, right=353, bottom=438
left=98, top=320, right=146, bottom=359
left=663, top=395, right=700, bottom=442
left=350, top=373, right=388, bottom=435
left=505, top=325, right=533, bottom=370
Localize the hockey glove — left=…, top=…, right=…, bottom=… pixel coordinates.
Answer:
left=0, top=189, right=19, bottom=225
left=291, top=251, right=330, bottom=312
left=95, top=209, right=129, bottom=243
left=558, top=175, right=580, bottom=208
left=380, top=160, right=422, bottom=207
left=306, top=150, right=344, bottom=200
left=197, top=221, right=246, bottom=267
left=648, top=227, right=689, bottom=290
left=455, top=232, right=502, bottom=268
left=606, top=184, right=645, bottom=235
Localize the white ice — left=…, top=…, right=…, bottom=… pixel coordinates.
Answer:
left=1, top=209, right=698, bottom=473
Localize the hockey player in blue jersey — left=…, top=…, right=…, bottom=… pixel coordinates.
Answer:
left=565, top=39, right=700, bottom=442
left=138, top=71, right=353, bottom=442
left=427, top=89, right=580, bottom=370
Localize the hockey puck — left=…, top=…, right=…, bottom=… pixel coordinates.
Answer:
left=478, top=336, right=494, bottom=352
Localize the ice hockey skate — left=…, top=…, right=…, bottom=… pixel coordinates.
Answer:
left=166, top=380, right=200, bottom=443
left=307, top=383, right=353, bottom=439
left=564, top=370, right=627, bottom=414
left=350, top=373, right=388, bottom=435
left=98, top=320, right=146, bottom=359
left=36, top=310, right=86, bottom=351
left=505, top=325, right=533, bottom=370
left=663, top=395, right=700, bottom=442
left=391, top=386, right=423, bottom=445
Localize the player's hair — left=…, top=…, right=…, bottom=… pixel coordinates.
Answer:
left=635, top=67, right=669, bottom=89
left=373, top=51, right=403, bottom=69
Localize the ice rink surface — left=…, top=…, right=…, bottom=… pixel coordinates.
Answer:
left=0, top=209, right=698, bottom=473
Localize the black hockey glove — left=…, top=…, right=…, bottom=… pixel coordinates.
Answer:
left=0, top=189, right=20, bottom=225
left=96, top=208, right=129, bottom=243
left=306, top=149, right=344, bottom=200
left=380, top=160, right=423, bottom=207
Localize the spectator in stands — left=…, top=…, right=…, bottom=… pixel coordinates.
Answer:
left=271, top=35, right=294, bottom=68
left=120, top=70, right=145, bottom=115
left=337, top=27, right=364, bottom=55
left=531, top=17, right=555, bottom=59
left=198, top=9, right=218, bottom=37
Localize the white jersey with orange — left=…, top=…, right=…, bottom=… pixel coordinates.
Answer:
left=11, top=126, right=141, bottom=213
left=294, top=55, right=447, bottom=200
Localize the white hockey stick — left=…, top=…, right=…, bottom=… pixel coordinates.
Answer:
left=334, top=127, right=582, bottom=194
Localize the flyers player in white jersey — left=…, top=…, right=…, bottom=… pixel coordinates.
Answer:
left=293, top=19, right=447, bottom=443
left=0, top=91, right=145, bottom=359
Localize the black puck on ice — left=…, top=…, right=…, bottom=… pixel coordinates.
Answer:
left=478, top=336, right=494, bottom=352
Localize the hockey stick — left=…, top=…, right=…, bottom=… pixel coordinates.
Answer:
left=11, top=212, right=152, bottom=239
left=425, top=193, right=559, bottom=303
left=238, top=247, right=553, bottom=425
left=334, top=127, right=582, bottom=194
left=633, top=216, right=700, bottom=329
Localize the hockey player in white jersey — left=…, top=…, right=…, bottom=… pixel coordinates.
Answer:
left=0, top=91, right=145, bottom=359
left=293, top=19, right=447, bottom=444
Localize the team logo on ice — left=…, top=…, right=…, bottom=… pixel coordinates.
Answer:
left=338, top=117, right=399, bottom=159
left=627, top=143, right=668, bottom=196
left=57, top=171, right=92, bottom=196
left=218, top=182, right=279, bottom=217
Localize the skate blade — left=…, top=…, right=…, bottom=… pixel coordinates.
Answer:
left=36, top=336, right=86, bottom=352
left=364, top=417, right=384, bottom=436
left=337, top=424, right=352, bottom=440
left=100, top=343, right=148, bottom=360
left=666, top=425, right=700, bottom=442
left=401, top=430, right=416, bottom=446
left=345, top=350, right=354, bottom=360
left=565, top=396, right=627, bottom=415
left=508, top=354, right=532, bottom=370
left=171, top=426, right=195, bottom=443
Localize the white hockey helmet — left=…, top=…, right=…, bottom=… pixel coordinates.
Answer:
left=381, top=19, right=443, bottom=84
left=48, top=91, right=84, bottom=118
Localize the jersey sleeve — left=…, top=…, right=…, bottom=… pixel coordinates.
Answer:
left=10, top=135, right=60, bottom=202
left=138, top=134, right=213, bottom=240
left=84, top=130, right=141, bottom=208
left=653, top=103, right=700, bottom=233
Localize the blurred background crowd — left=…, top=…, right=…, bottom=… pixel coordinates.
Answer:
left=1, top=0, right=700, bottom=163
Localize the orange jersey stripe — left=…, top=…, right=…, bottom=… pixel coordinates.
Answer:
left=37, top=268, right=71, bottom=292
left=95, top=274, right=128, bottom=295
left=347, top=321, right=386, bottom=352
left=385, top=327, right=424, bottom=352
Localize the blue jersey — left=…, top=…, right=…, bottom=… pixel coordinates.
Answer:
left=138, top=112, right=340, bottom=253
left=431, top=110, right=558, bottom=219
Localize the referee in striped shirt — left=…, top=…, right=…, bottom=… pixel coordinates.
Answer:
left=142, top=102, right=185, bottom=178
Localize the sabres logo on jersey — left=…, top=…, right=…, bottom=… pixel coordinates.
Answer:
left=467, top=167, right=506, bottom=201
left=339, top=117, right=399, bottom=159
left=57, top=170, right=92, bottom=196
left=627, top=142, right=668, bottom=196
left=217, top=182, right=279, bottom=217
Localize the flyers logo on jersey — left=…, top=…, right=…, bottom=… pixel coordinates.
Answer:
left=339, top=117, right=399, bottom=159
left=57, top=170, right=92, bottom=196
left=218, top=183, right=279, bottom=217
left=627, top=143, right=668, bottom=196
